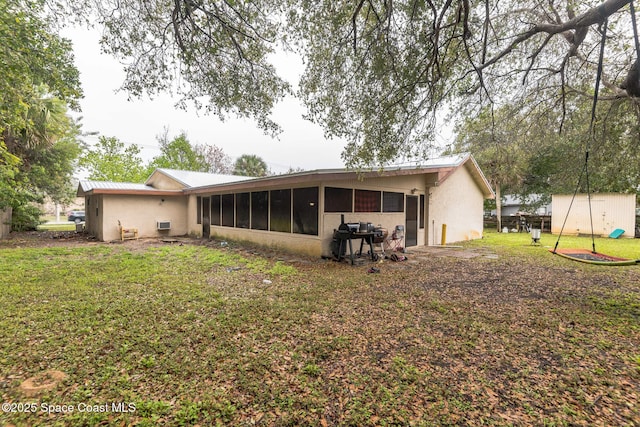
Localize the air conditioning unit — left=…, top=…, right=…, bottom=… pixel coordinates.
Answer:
left=157, top=221, right=171, bottom=230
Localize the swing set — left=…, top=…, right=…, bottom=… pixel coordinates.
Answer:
left=551, top=1, right=640, bottom=266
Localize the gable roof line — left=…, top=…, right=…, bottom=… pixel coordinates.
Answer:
left=185, top=153, right=494, bottom=197
left=148, top=168, right=255, bottom=189
left=77, top=154, right=494, bottom=198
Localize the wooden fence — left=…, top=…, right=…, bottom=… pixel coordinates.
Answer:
left=483, top=215, right=551, bottom=232
left=485, top=215, right=640, bottom=237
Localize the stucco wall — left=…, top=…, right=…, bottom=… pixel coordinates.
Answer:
left=211, top=226, right=322, bottom=257
left=428, top=166, right=484, bottom=244
left=319, top=174, right=429, bottom=255
left=145, top=172, right=185, bottom=190
left=87, top=195, right=188, bottom=241
left=195, top=175, right=432, bottom=257
left=551, top=193, right=636, bottom=237
left=0, top=208, right=12, bottom=239
left=188, top=168, right=487, bottom=255
left=84, top=196, right=103, bottom=240
left=187, top=194, right=200, bottom=237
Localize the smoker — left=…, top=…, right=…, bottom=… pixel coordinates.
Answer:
left=331, top=215, right=351, bottom=260
left=331, top=215, right=380, bottom=263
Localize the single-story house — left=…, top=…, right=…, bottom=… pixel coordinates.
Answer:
left=77, top=153, right=494, bottom=257
left=551, top=193, right=637, bottom=238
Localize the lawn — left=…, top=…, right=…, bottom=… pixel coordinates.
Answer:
left=36, top=217, right=76, bottom=232
left=0, top=233, right=638, bottom=426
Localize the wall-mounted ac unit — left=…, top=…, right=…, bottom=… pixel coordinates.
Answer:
left=157, top=221, right=171, bottom=230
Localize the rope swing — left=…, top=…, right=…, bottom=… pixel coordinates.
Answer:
left=551, top=8, right=640, bottom=266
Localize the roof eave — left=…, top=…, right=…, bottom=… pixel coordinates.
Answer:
left=79, top=188, right=185, bottom=197
left=185, top=167, right=466, bottom=194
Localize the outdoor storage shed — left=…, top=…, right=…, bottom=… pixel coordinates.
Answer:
left=551, top=193, right=636, bottom=238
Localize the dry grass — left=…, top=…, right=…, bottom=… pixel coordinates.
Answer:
left=0, top=232, right=638, bottom=426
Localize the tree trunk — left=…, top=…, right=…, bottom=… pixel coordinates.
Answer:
left=495, top=183, right=502, bottom=232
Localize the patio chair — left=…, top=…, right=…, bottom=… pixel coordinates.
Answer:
left=385, top=225, right=405, bottom=253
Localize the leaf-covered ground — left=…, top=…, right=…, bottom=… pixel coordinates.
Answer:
left=0, top=232, right=638, bottom=426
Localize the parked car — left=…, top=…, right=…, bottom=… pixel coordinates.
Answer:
left=67, top=210, right=85, bottom=223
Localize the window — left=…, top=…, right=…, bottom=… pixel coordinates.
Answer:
left=293, top=187, right=319, bottom=235
left=202, top=197, right=210, bottom=224
left=251, top=191, right=269, bottom=230
left=235, top=192, right=250, bottom=229
left=221, top=194, right=234, bottom=227
left=196, top=196, right=202, bottom=224
left=324, top=187, right=353, bottom=212
left=270, top=189, right=291, bottom=233
left=420, top=194, right=425, bottom=229
left=354, top=189, right=381, bottom=212
left=383, top=192, right=404, bottom=212
left=211, top=195, right=221, bottom=226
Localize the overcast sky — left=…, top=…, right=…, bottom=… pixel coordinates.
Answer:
left=62, top=26, right=453, bottom=177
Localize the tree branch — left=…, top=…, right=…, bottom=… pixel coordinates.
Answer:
left=478, top=0, right=631, bottom=72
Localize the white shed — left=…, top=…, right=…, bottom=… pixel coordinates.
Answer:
left=551, top=193, right=637, bottom=238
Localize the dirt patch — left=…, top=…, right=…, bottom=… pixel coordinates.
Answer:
left=19, top=370, right=67, bottom=397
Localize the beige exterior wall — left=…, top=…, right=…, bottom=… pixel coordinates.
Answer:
left=145, top=172, right=185, bottom=190
left=0, top=208, right=12, bottom=239
left=187, top=194, right=201, bottom=237
left=211, top=227, right=322, bottom=257
left=428, top=166, right=485, bottom=244
left=92, top=164, right=489, bottom=254
left=320, top=174, right=429, bottom=255
left=84, top=195, right=103, bottom=240
left=195, top=174, right=442, bottom=257
left=551, top=193, right=636, bottom=237
left=86, top=194, right=188, bottom=241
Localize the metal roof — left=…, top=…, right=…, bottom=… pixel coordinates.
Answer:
left=185, top=153, right=495, bottom=199
left=79, top=181, right=155, bottom=192
left=152, top=169, right=254, bottom=188
left=77, top=180, right=183, bottom=197
left=77, top=154, right=494, bottom=199
left=384, top=153, right=469, bottom=169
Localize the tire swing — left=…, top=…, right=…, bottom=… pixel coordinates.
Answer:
left=551, top=11, right=640, bottom=266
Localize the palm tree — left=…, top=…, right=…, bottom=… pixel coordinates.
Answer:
left=233, top=154, right=269, bottom=177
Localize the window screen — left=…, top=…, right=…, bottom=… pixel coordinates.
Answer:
left=221, top=194, right=234, bottom=227
left=293, top=187, right=319, bottom=235
left=383, top=192, right=404, bottom=212
left=324, top=187, right=353, bottom=212
left=251, top=191, right=269, bottom=230
left=211, top=195, right=221, bottom=226
left=270, top=189, right=291, bottom=233
left=354, top=189, right=381, bottom=212
left=235, top=192, right=250, bottom=229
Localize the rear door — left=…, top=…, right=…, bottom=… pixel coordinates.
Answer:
left=202, top=197, right=211, bottom=238
left=405, top=196, right=418, bottom=247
